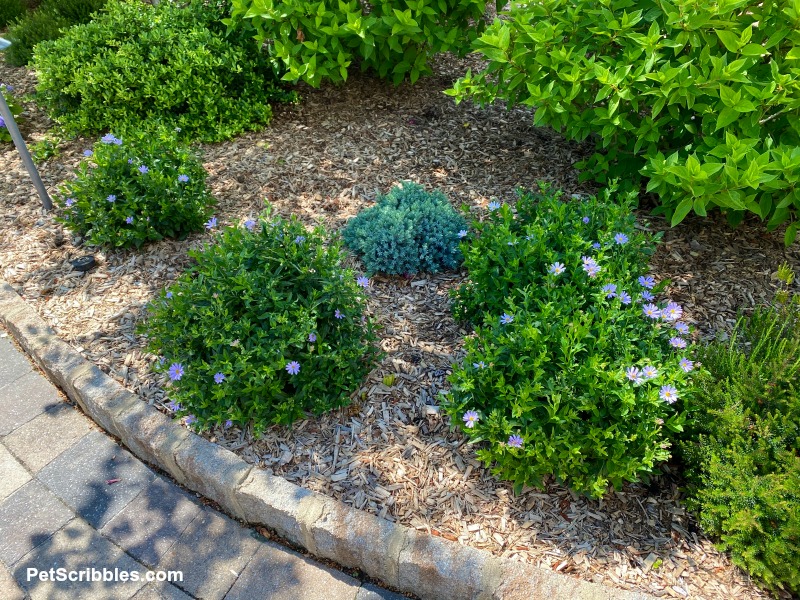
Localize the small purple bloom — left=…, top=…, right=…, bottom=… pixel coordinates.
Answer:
left=244, top=219, right=256, bottom=231
left=614, top=233, right=629, bottom=245
left=127, top=158, right=133, bottom=164
left=286, top=361, right=300, bottom=375
left=334, top=309, right=343, bottom=319
left=0, top=116, right=7, bottom=128
left=638, top=275, right=655, bottom=289
left=294, top=235, right=306, bottom=244
left=602, top=283, right=617, bottom=298
left=670, top=336, right=687, bottom=349
left=582, top=216, right=590, bottom=224
left=500, top=313, right=514, bottom=325
left=625, top=366, right=641, bottom=382
left=101, top=133, right=117, bottom=144
left=507, top=435, right=524, bottom=448
left=178, top=174, right=189, bottom=183
left=83, top=150, right=93, bottom=157
left=583, top=263, right=601, bottom=277
left=643, top=303, right=661, bottom=319
left=165, top=291, right=173, bottom=299
left=65, top=198, right=76, bottom=207
left=205, top=217, right=217, bottom=229
left=662, top=302, right=683, bottom=322
left=640, top=291, right=654, bottom=301
left=125, top=216, right=134, bottom=224
left=463, top=411, right=479, bottom=428
left=1, top=84, right=13, bottom=91
left=679, top=358, right=694, bottom=372
left=457, top=229, right=468, bottom=238
left=592, top=242, right=601, bottom=250
left=674, top=322, right=690, bottom=335
left=487, top=201, right=501, bottom=211
left=660, top=385, right=678, bottom=403
left=185, top=414, right=197, bottom=426
left=308, top=333, right=317, bottom=343
left=473, top=361, right=486, bottom=369
left=138, top=165, right=149, bottom=174
left=619, top=291, right=632, bottom=305
left=642, top=365, right=658, bottom=379
left=107, top=194, right=116, bottom=202
left=548, top=262, right=565, bottom=275
left=224, top=419, right=233, bottom=429
left=166, top=400, right=181, bottom=412
left=356, top=276, right=369, bottom=288
left=214, top=372, right=225, bottom=384
left=167, top=363, right=184, bottom=381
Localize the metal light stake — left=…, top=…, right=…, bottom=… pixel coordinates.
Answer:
left=0, top=36, right=53, bottom=212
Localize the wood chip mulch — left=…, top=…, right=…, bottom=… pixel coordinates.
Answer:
left=2, top=53, right=799, bottom=600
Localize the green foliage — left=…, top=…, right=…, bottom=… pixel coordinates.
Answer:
left=342, top=181, right=467, bottom=275
left=227, top=0, right=499, bottom=87
left=0, top=0, right=27, bottom=29
left=443, top=185, right=694, bottom=498
left=448, top=0, right=800, bottom=244
left=139, top=216, right=381, bottom=432
left=4, top=0, right=106, bottom=66
left=33, top=0, right=296, bottom=142
left=678, top=267, right=800, bottom=595
left=56, top=128, right=215, bottom=248
left=0, top=83, right=23, bottom=143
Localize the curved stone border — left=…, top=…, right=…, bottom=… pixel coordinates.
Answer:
left=0, top=280, right=655, bottom=600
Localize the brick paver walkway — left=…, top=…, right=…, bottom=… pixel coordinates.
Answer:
left=0, top=333, right=405, bottom=600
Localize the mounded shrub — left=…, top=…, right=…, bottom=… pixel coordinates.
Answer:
left=56, top=127, right=215, bottom=247
left=443, top=185, right=695, bottom=498
left=678, top=265, right=800, bottom=595
left=33, top=0, right=296, bottom=142
left=448, top=0, right=800, bottom=244
left=342, top=181, right=468, bottom=275
left=140, top=216, right=380, bottom=432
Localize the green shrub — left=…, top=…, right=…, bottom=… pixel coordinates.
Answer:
left=227, top=0, right=499, bottom=86
left=56, top=127, right=215, bottom=248
left=678, top=265, right=800, bottom=595
left=0, top=83, right=23, bottom=143
left=139, top=216, right=381, bottom=432
left=443, top=185, right=694, bottom=498
left=342, top=181, right=468, bottom=275
left=4, top=6, right=70, bottom=66
left=33, top=0, right=296, bottom=142
left=0, top=0, right=27, bottom=29
left=447, top=0, right=800, bottom=244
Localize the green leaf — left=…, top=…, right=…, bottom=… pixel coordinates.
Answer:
left=785, top=221, right=799, bottom=246
left=715, top=29, right=741, bottom=53
left=671, top=197, right=693, bottom=226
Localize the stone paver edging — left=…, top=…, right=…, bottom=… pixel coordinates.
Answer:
left=0, top=280, right=655, bottom=600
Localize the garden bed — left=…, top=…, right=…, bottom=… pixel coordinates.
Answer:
left=2, top=53, right=799, bottom=599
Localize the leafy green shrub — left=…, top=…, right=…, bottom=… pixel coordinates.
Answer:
left=0, top=0, right=27, bottom=29
left=227, top=0, right=499, bottom=86
left=140, top=216, right=381, bottom=432
left=0, top=83, right=23, bottom=143
left=4, top=0, right=107, bottom=66
left=33, top=0, right=296, bottom=142
left=448, top=0, right=800, bottom=244
left=342, top=181, right=468, bottom=275
left=443, top=185, right=694, bottom=498
left=56, top=128, right=215, bottom=248
left=678, top=265, right=800, bottom=595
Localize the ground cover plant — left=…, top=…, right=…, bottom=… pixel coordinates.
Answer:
left=678, top=264, right=800, bottom=595
left=444, top=185, right=696, bottom=498
left=448, top=0, right=800, bottom=244
left=227, top=0, right=500, bottom=86
left=33, top=0, right=296, bottom=142
left=0, top=83, right=23, bottom=142
left=140, top=215, right=380, bottom=432
left=342, top=181, right=467, bottom=275
left=56, top=128, right=215, bottom=247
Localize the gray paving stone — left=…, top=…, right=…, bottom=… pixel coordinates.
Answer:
left=225, top=540, right=361, bottom=600
left=356, top=582, right=408, bottom=600
left=13, top=517, right=148, bottom=600
left=0, top=479, right=73, bottom=566
left=157, top=509, right=261, bottom=600
left=37, top=430, right=156, bottom=529
left=0, top=370, right=63, bottom=436
left=0, top=444, right=31, bottom=502
left=0, top=559, right=25, bottom=600
left=3, top=403, right=93, bottom=472
left=101, top=476, right=203, bottom=568
left=131, top=580, right=194, bottom=600
left=0, top=336, right=32, bottom=391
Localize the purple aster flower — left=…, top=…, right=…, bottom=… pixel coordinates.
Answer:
left=294, top=235, right=306, bottom=244
left=643, top=303, right=661, bottom=319
left=473, top=361, right=486, bottom=369
left=463, top=410, right=479, bottom=428
left=224, top=419, right=233, bottom=429
left=127, top=158, right=133, bottom=164
left=113, top=137, right=123, bottom=145
left=166, top=400, right=181, bottom=412
left=614, top=233, right=629, bottom=245
left=185, top=414, right=197, bottom=426
left=65, top=198, right=76, bottom=207
left=457, top=229, right=468, bottom=238
left=214, top=372, right=225, bottom=384
left=670, top=336, right=687, bottom=349
left=101, top=133, right=117, bottom=144
left=619, top=291, right=632, bottom=305
left=356, top=276, right=369, bottom=288
left=205, top=217, right=217, bottom=229
left=500, top=313, right=514, bottom=325
left=592, top=242, right=601, bottom=250
left=582, top=216, right=590, bottom=224
left=641, top=290, right=654, bottom=301
left=83, top=150, right=93, bottom=157
left=679, top=358, right=694, bottom=372
left=674, top=322, right=690, bottom=335
left=286, top=361, right=300, bottom=375
left=487, top=201, right=501, bottom=211
left=178, top=174, right=189, bottom=183
left=1, top=84, right=13, bottom=91
left=244, top=219, right=256, bottom=231
left=167, top=363, right=184, bottom=381
left=638, top=275, right=655, bottom=289
left=625, top=366, right=641, bottom=382
left=107, top=194, right=116, bottom=202
left=548, top=262, right=565, bottom=275
left=660, top=385, right=678, bottom=403
left=507, top=434, right=524, bottom=448
left=662, top=302, right=683, bottom=322
left=642, top=365, right=658, bottom=379
left=584, top=263, right=601, bottom=277
left=125, top=216, right=134, bottom=224
left=138, top=165, right=149, bottom=174
left=165, top=291, right=173, bottom=299
left=308, top=333, right=317, bottom=342
left=602, top=283, right=617, bottom=298
left=0, top=116, right=6, bottom=128
left=334, top=309, right=344, bottom=319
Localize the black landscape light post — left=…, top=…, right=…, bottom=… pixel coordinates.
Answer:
left=0, top=36, right=53, bottom=212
